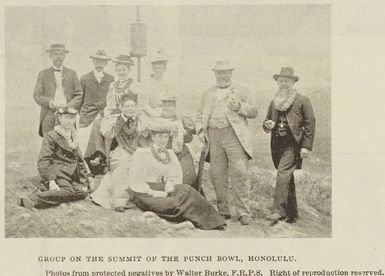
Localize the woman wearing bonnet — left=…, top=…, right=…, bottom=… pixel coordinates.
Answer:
left=127, top=119, right=226, bottom=230
left=85, top=54, right=142, bottom=171
left=18, top=107, right=91, bottom=209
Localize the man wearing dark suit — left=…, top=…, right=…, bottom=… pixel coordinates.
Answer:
left=33, top=44, right=83, bottom=137
left=78, top=50, right=114, bottom=153
left=263, top=67, right=316, bottom=223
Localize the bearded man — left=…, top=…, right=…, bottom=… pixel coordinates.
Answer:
left=263, top=67, right=316, bottom=223
left=196, top=60, right=258, bottom=225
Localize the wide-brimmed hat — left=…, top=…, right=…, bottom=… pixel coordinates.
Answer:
left=112, top=54, right=135, bottom=65
left=160, top=93, right=176, bottom=102
left=55, top=106, right=78, bottom=116
left=273, top=67, right=299, bottom=82
left=147, top=118, right=172, bottom=133
left=151, top=50, right=168, bottom=64
left=90, top=49, right=111, bottom=60
left=212, top=60, right=234, bottom=71
left=46, top=44, right=69, bottom=53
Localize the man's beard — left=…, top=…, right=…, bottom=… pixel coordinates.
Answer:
left=273, top=87, right=298, bottom=112
left=216, top=77, right=231, bottom=88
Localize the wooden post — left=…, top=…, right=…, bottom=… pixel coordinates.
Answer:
left=137, top=56, right=141, bottom=83
left=131, top=5, right=146, bottom=83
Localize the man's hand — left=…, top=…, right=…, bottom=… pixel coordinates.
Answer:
left=51, top=100, right=67, bottom=109
left=198, top=131, right=206, bottom=144
left=263, top=120, right=276, bottom=131
left=49, top=180, right=60, bottom=191
left=151, top=190, right=168, bottom=198
left=165, top=181, right=175, bottom=193
left=301, top=148, right=310, bottom=159
left=228, top=101, right=241, bottom=112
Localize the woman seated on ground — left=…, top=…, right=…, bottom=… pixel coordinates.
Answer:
left=18, top=107, right=91, bottom=209
left=91, top=94, right=149, bottom=211
left=126, top=119, right=226, bottom=230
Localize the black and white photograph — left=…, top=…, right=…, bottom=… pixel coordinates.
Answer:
left=4, top=4, right=331, bottom=238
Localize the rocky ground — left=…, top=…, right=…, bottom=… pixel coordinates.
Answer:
left=5, top=149, right=331, bottom=238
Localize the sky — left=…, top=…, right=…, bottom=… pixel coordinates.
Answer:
left=4, top=5, right=330, bottom=152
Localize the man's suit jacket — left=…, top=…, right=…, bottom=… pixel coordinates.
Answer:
left=196, top=83, right=258, bottom=160
left=263, top=94, right=316, bottom=168
left=33, top=66, right=83, bottom=136
left=38, top=130, right=88, bottom=185
left=79, top=71, right=114, bottom=128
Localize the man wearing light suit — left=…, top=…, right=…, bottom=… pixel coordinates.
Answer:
left=33, top=44, right=83, bottom=137
left=196, top=60, right=258, bottom=225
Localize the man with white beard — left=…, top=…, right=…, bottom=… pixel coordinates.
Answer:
left=196, top=60, right=258, bottom=225
left=263, top=67, right=316, bottom=223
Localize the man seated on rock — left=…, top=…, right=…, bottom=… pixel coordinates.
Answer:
left=18, top=107, right=91, bottom=209
left=158, top=94, right=198, bottom=188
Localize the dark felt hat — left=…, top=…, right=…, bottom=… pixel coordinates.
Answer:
left=46, top=44, right=69, bottom=53
left=112, top=54, right=135, bottom=65
left=273, top=67, right=299, bottom=82
left=90, top=49, right=111, bottom=60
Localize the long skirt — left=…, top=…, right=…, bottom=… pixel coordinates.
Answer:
left=91, top=147, right=133, bottom=209
left=131, top=184, right=226, bottom=230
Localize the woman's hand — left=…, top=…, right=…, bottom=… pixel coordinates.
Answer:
left=49, top=180, right=60, bottom=191
left=165, top=181, right=175, bottom=193
left=150, top=190, right=168, bottom=198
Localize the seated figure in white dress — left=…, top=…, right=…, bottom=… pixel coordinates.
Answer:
left=91, top=94, right=149, bottom=211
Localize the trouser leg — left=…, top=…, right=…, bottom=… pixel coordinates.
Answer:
left=78, top=123, right=93, bottom=154
left=41, top=110, right=55, bottom=136
left=287, top=175, right=298, bottom=219
left=273, top=145, right=297, bottom=217
left=208, top=128, right=230, bottom=216
left=222, top=128, right=251, bottom=218
left=84, top=118, right=106, bottom=158
left=178, top=146, right=198, bottom=187
left=28, top=176, right=88, bottom=209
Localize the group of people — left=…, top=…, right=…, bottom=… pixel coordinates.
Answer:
left=17, top=43, right=316, bottom=231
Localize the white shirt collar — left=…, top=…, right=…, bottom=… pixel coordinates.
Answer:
left=120, top=113, right=136, bottom=122
left=93, top=69, right=104, bottom=79
left=52, top=65, right=63, bottom=71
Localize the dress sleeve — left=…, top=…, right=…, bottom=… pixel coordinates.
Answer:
left=104, top=83, right=116, bottom=117
left=37, top=134, right=57, bottom=181
left=164, top=151, right=183, bottom=185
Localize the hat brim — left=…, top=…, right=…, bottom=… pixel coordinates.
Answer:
left=151, top=59, right=169, bottom=64
left=161, top=99, right=176, bottom=102
left=273, top=74, right=299, bottom=82
left=212, top=67, right=235, bottom=71
left=112, top=59, right=135, bottom=65
left=90, top=55, right=111, bottom=61
left=46, top=49, right=69, bottom=53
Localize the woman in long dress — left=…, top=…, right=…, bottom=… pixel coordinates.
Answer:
left=91, top=95, right=149, bottom=211
left=85, top=54, right=141, bottom=172
left=127, top=120, right=226, bottom=230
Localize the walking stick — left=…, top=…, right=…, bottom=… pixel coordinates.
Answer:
left=195, top=142, right=208, bottom=197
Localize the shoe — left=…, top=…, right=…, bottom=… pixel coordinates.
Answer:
left=216, top=224, right=226, bottom=231
left=285, top=216, right=298, bottom=224
left=266, top=213, right=286, bottom=222
left=114, top=206, right=126, bottom=212
left=240, top=216, right=251, bottom=225
left=220, top=214, right=231, bottom=220
left=18, top=196, right=34, bottom=210
left=124, top=201, right=137, bottom=209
